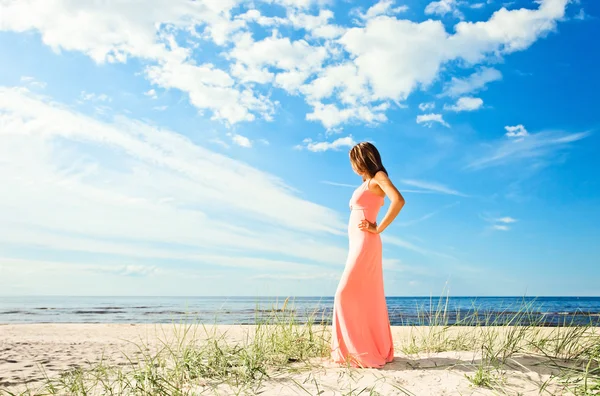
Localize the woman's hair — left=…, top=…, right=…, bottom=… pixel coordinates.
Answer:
left=349, top=142, right=388, bottom=178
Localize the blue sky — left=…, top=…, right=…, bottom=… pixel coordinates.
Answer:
left=0, top=0, right=598, bottom=297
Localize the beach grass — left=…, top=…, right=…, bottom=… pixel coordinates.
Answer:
left=1, top=296, right=599, bottom=395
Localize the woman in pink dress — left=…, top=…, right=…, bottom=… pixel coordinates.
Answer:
left=331, top=142, right=405, bottom=368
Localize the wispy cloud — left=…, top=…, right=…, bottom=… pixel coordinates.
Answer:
left=418, top=102, right=435, bottom=111
left=297, top=136, right=356, bottom=152
left=80, top=91, right=111, bottom=102
left=0, top=87, right=350, bottom=277
left=383, top=259, right=433, bottom=276
left=320, top=181, right=357, bottom=188
left=210, top=138, right=230, bottom=149
left=400, top=179, right=467, bottom=197
left=441, top=67, right=502, bottom=97
left=468, top=130, right=591, bottom=169
left=481, top=214, right=518, bottom=231
left=0, top=257, right=227, bottom=295
left=20, top=76, right=47, bottom=89
left=444, top=97, right=483, bottom=112
left=251, top=272, right=338, bottom=280
left=496, top=217, right=517, bottom=224
left=416, top=113, right=450, bottom=128
left=228, top=133, right=253, bottom=148
left=92, top=264, right=160, bottom=277
left=383, top=235, right=456, bottom=260
left=574, top=8, right=589, bottom=21
left=398, top=202, right=460, bottom=226
left=144, top=89, right=158, bottom=99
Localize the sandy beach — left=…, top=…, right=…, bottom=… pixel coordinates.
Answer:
left=2, top=323, right=594, bottom=395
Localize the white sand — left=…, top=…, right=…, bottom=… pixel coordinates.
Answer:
left=0, top=324, right=568, bottom=395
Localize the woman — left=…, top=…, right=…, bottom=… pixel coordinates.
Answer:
left=331, top=141, right=405, bottom=368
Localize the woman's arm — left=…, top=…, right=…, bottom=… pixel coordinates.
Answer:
left=373, top=171, right=405, bottom=234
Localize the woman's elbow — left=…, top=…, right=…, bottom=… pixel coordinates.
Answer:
left=393, top=194, right=405, bottom=208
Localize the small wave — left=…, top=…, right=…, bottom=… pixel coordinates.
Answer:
left=73, top=310, right=126, bottom=314
left=143, top=311, right=188, bottom=315
left=543, top=311, right=600, bottom=316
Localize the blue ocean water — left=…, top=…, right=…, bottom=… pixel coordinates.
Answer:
left=1, top=296, right=599, bottom=326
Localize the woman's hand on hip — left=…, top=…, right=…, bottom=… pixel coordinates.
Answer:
left=358, top=219, right=379, bottom=234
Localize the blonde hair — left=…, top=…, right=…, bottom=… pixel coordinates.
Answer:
left=349, top=142, right=388, bottom=178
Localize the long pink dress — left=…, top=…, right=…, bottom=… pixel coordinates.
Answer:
left=331, top=179, right=394, bottom=368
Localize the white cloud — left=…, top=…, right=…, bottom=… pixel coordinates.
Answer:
left=496, top=217, right=518, bottom=224
left=574, top=8, right=588, bottom=21
left=481, top=214, right=518, bottom=231
left=98, top=264, right=160, bottom=277
left=260, top=0, right=331, bottom=10
left=449, top=0, right=568, bottom=63
left=505, top=124, right=529, bottom=138
left=444, top=96, right=483, bottom=112
left=237, top=9, right=288, bottom=27
left=0, top=0, right=230, bottom=62
left=210, top=138, right=230, bottom=149
left=307, top=0, right=566, bottom=128
left=0, top=87, right=353, bottom=276
left=0, top=0, right=570, bottom=129
left=153, top=105, right=168, bottom=111
left=425, top=0, right=463, bottom=18
left=398, top=201, right=460, bottom=227
left=237, top=9, right=344, bottom=39
left=416, top=113, right=450, bottom=128
left=287, top=9, right=346, bottom=39
left=228, top=133, right=253, bottom=148
left=20, top=75, right=47, bottom=89
left=146, top=60, right=276, bottom=125
left=144, top=89, right=158, bottom=99
left=419, top=102, right=436, bottom=111
left=297, top=136, right=356, bottom=152
left=251, top=272, right=338, bottom=280
left=228, top=31, right=328, bottom=92
left=468, top=130, right=591, bottom=169
left=81, top=91, right=111, bottom=102
left=356, top=0, right=409, bottom=21
left=338, top=19, right=448, bottom=104
left=400, top=179, right=466, bottom=196
left=442, top=67, right=502, bottom=97
left=306, top=102, right=388, bottom=130
left=1, top=0, right=276, bottom=125
left=320, top=181, right=357, bottom=188
left=383, top=235, right=456, bottom=259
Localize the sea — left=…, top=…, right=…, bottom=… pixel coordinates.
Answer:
left=1, top=296, right=599, bottom=327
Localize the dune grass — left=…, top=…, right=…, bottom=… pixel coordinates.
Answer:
left=1, top=296, right=599, bottom=395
